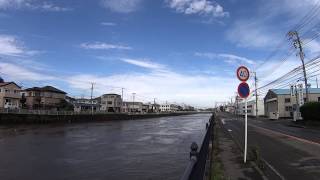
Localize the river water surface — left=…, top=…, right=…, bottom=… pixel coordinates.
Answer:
left=0, top=113, right=211, bottom=180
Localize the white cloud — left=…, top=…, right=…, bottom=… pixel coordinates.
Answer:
left=226, top=19, right=281, bottom=49
left=166, top=0, right=229, bottom=17
left=0, top=34, right=42, bottom=57
left=195, top=52, right=256, bottom=65
left=101, top=0, right=142, bottom=13
left=80, top=42, right=132, bottom=50
left=101, top=22, right=117, bottom=26
left=0, top=0, right=71, bottom=12
left=0, top=34, right=24, bottom=56
left=121, top=58, right=165, bottom=70
left=66, top=71, right=236, bottom=107
left=219, top=53, right=255, bottom=65
left=226, top=0, right=320, bottom=49
left=0, top=62, right=56, bottom=81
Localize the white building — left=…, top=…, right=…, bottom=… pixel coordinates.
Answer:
left=73, top=98, right=100, bottom=113
left=100, top=94, right=122, bottom=113
left=160, top=104, right=178, bottom=112
left=264, top=88, right=320, bottom=119
left=238, top=99, right=264, bottom=117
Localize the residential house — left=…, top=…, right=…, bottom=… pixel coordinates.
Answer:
left=24, top=86, right=67, bottom=110
left=264, top=88, right=320, bottom=119
left=0, top=78, right=21, bottom=109
left=100, top=94, right=122, bottom=113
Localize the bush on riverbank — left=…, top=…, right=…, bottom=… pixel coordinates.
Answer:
left=300, top=102, right=320, bottom=121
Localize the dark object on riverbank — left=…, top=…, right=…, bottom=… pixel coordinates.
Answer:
left=0, top=113, right=196, bottom=124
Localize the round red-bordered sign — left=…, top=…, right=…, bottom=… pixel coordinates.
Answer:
left=236, top=66, right=250, bottom=81
left=238, top=82, right=250, bottom=98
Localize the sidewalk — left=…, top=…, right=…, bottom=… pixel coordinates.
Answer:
left=214, top=124, right=264, bottom=180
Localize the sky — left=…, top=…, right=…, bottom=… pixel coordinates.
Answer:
left=0, top=0, right=320, bottom=108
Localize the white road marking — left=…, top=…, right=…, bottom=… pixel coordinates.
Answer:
left=228, top=129, right=232, bottom=132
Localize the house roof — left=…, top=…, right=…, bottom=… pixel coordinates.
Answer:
left=0, top=82, right=21, bottom=88
left=270, top=88, right=320, bottom=95
left=25, top=86, right=66, bottom=94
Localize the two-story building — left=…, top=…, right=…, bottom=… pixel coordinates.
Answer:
left=24, top=86, right=67, bottom=110
left=160, top=104, right=178, bottom=112
left=73, top=97, right=100, bottom=113
left=0, top=79, right=21, bottom=110
left=100, top=94, right=122, bottom=113
left=264, top=88, right=320, bottom=119
left=238, top=99, right=264, bottom=116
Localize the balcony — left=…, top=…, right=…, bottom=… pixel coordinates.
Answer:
left=3, top=92, right=21, bottom=99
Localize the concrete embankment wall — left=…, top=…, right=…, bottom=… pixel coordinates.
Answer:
left=0, top=113, right=196, bottom=124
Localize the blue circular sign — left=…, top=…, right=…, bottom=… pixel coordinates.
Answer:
left=238, top=82, right=250, bottom=98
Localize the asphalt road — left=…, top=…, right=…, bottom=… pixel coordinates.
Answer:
left=218, top=112, right=320, bottom=180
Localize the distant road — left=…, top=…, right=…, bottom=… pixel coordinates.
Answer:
left=219, top=112, right=320, bottom=180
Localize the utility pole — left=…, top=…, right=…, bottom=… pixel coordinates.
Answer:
left=253, top=72, right=258, bottom=118
left=288, top=31, right=309, bottom=102
left=90, top=82, right=94, bottom=115
left=316, top=77, right=319, bottom=88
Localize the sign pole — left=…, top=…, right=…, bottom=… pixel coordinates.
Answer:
left=236, top=65, right=250, bottom=164
left=244, top=97, right=248, bottom=163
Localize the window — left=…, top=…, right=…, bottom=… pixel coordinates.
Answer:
left=5, top=89, right=9, bottom=93
left=318, top=97, right=320, bottom=102
left=285, top=106, right=293, bottom=112
left=107, top=101, right=112, bottom=105
left=304, top=98, right=307, bottom=102
left=285, top=98, right=291, bottom=103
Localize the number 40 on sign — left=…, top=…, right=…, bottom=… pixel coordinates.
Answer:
left=237, top=66, right=250, bottom=82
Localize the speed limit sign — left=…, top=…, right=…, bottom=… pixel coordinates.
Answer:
left=236, top=66, right=250, bottom=81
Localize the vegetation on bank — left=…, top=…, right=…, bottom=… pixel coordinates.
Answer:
left=300, top=102, right=320, bottom=122
left=210, top=124, right=225, bottom=180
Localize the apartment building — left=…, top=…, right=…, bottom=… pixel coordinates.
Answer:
left=100, top=94, right=122, bottom=113
left=0, top=79, right=21, bottom=109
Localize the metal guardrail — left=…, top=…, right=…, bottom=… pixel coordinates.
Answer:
left=181, top=114, right=215, bottom=180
